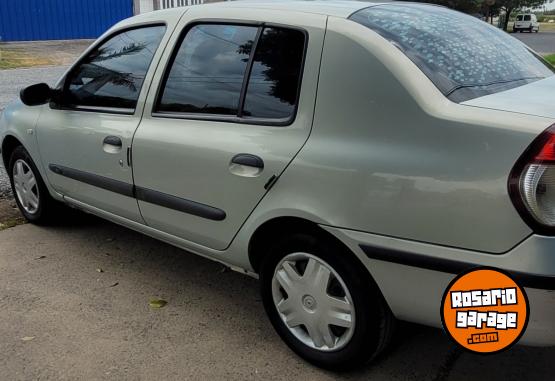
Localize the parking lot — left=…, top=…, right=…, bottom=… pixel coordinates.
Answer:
left=1, top=31, right=555, bottom=380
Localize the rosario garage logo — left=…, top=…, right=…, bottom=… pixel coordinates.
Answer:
left=441, top=268, right=529, bottom=353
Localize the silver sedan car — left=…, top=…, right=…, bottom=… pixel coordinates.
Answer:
left=1, top=0, right=554, bottom=370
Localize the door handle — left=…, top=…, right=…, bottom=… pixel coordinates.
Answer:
left=103, top=136, right=122, bottom=154
left=230, top=154, right=264, bottom=177
left=231, top=154, right=264, bottom=169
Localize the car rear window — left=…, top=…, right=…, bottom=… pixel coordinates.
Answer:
left=350, top=4, right=555, bottom=103
left=524, top=15, right=532, bottom=21
left=517, top=15, right=523, bottom=21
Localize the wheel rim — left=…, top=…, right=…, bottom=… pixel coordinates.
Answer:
left=13, top=159, right=40, bottom=214
left=271, top=253, right=355, bottom=352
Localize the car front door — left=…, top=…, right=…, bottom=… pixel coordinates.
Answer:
left=36, top=22, right=173, bottom=222
left=132, top=8, right=327, bottom=250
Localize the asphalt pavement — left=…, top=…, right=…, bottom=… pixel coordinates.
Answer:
left=1, top=220, right=553, bottom=380
left=513, top=31, right=555, bottom=55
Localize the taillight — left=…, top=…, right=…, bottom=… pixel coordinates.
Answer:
left=509, top=124, right=555, bottom=233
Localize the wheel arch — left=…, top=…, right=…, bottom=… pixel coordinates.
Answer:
left=248, top=216, right=373, bottom=282
left=1, top=134, right=23, bottom=169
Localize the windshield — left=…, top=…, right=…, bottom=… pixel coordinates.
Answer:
left=350, top=4, right=555, bottom=103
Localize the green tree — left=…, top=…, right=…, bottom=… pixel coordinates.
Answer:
left=409, top=0, right=484, bottom=13
left=496, top=0, right=550, bottom=30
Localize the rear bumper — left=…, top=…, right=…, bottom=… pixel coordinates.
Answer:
left=523, top=288, right=555, bottom=346
left=323, top=226, right=555, bottom=347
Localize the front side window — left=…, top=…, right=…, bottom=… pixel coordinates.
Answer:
left=156, top=23, right=306, bottom=124
left=63, top=25, right=166, bottom=112
left=350, top=5, right=554, bottom=103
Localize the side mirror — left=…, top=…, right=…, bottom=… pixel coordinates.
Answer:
left=20, top=83, right=52, bottom=106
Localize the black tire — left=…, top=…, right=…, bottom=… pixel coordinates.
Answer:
left=260, top=231, right=395, bottom=371
left=8, top=145, right=60, bottom=224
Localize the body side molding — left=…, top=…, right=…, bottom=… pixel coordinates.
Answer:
left=48, top=164, right=226, bottom=221
left=361, top=244, right=555, bottom=290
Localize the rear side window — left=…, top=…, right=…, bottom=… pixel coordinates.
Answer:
left=242, top=28, right=305, bottom=120
left=350, top=5, right=555, bottom=103
left=64, top=25, right=166, bottom=112
left=156, top=23, right=306, bottom=124
left=157, top=25, right=258, bottom=115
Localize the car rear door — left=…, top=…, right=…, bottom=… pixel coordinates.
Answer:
left=36, top=15, right=180, bottom=222
left=131, top=7, right=327, bottom=250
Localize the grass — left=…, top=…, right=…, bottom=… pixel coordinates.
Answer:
left=545, top=54, right=555, bottom=66
left=0, top=47, right=57, bottom=69
left=540, top=22, right=555, bottom=31
left=0, top=216, right=26, bottom=231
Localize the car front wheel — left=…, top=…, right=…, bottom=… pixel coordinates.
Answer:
left=8, top=145, right=59, bottom=223
left=260, top=232, right=395, bottom=370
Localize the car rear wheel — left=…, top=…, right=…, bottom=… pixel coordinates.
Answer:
left=8, top=146, right=60, bottom=224
left=260, top=232, right=395, bottom=370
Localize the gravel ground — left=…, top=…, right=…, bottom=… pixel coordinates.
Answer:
left=0, top=66, right=68, bottom=200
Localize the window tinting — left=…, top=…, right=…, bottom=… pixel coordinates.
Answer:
left=242, top=28, right=305, bottom=120
left=157, top=25, right=258, bottom=115
left=64, top=26, right=166, bottom=111
left=524, top=15, right=532, bottom=21
left=350, top=5, right=555, bottom=103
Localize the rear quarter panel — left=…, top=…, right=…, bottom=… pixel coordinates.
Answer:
left=246, top=17, right=554, bottom=254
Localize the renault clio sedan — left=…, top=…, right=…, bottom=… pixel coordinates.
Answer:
left=1, top=1, right=554, bottom=370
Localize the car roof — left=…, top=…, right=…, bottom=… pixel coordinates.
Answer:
left=209, top=0, right=393, bottom=18
left=130, top=0, right=394, bottom=22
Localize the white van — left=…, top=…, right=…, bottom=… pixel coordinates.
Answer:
left=514, top=13, right=540, bottom=33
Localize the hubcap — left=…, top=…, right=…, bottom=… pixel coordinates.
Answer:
left=13, top=159, right=40, bottom=214
left=271, top=253, right=355, bottom=352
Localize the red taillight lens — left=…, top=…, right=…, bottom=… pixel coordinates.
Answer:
left=509, top=124, right=555, bottom=233
left=534, top=134, right=555, bottom=162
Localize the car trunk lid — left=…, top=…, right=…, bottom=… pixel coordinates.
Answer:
left=462, top=76, right=555, bottom=120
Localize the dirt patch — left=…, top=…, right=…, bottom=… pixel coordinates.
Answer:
left=0, top=40, right=92, bottom=69
left=0, top=199, right=24, bottom=230
left=0, top=48, right=56, bottom=69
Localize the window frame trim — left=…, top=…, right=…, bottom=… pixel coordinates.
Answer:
left=151, top=19, right=309, bottom=127
left=51, top=22, right=168, bottom=116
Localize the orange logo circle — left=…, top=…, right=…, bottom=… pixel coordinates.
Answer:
left=441, top=268, right=529, bottom=354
